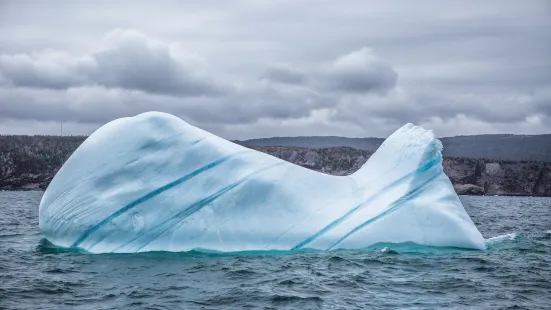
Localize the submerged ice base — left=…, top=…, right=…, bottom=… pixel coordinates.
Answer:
left=39, top=112, right=486, bottom=253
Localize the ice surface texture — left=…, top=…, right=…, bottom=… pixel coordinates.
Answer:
left=39, top=112, right=486, bottom=253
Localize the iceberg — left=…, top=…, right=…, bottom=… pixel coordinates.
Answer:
left=39, top=112, right=486, bottom=253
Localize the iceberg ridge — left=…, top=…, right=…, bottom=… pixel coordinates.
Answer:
left=39, top=112, right=486, bottom=253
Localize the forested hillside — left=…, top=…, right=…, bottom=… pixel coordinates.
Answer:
left=0, top=135, right=85, bottom=189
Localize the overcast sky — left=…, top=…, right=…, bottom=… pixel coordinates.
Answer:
left=0, top=0, right=550, bottom=139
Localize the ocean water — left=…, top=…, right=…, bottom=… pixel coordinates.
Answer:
left=1, top=192, right=550, bottom=310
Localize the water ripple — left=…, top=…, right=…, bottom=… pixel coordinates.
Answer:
left=1, top=192, right=550, bottom=309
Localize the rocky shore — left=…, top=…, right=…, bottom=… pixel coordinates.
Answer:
left=1, top=136, right=550, bottom=196
left=248, top=146, right=551, bottom=196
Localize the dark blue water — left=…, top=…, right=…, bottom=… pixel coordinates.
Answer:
left=1, top=191, right=550, bottom=309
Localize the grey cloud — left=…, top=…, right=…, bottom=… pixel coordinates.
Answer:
left=0, top=1, right=550, bottom=138
left=260, top=64, right=306, bottom=85
left=197, top=83, right=333, bottom=124
left=331, top=88, right=548, bottom=129
left=323, top=48, right=397, bottom=94
left=0, top=81, right=333, bottom=127
left=532, top=90, right=551, bottom=117
left=259, top=47, right=399, bottom=94
left=0, top=29, right=226, bottom=97
left=0, top=33, right=396, bottom=127
left=0, top=86, right=143, bottom=124
left=90, top=29, right=226, bottom=96
left=0, top=52, right=92, bottom=89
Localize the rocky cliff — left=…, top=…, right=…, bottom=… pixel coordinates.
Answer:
left=0, top=135, right=84, bottom=190
left=248, top=146, right=551, bottom=196
left=1, top=136, right=550, bottom=196
left=442, top=158, right=551, bottom=196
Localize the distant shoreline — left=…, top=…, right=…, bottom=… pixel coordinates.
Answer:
left=1, top=136, right=550, bottom=196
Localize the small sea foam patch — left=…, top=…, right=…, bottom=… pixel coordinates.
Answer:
left=485, top=233, right=518, bottom=244
left=485, top=233, right=519, bottom=249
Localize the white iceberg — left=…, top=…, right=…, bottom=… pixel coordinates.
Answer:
left=39, top=112, right=486, bottom=253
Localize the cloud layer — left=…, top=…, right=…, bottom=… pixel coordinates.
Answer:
left=0, top=29, right=400, bottom=131
left=0, top=1, right=550, bottom=138
left=0, top=29, right=224, bottom=96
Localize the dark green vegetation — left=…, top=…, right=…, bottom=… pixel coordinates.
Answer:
left=1, top=135, right=550, bottom=195
left=0, top=135, right=85, bottom=189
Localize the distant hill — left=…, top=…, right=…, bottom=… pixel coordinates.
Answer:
left=438, top=134, right=551, bottom=162
left=235, top=136, right=384, bottom=151
left=236, top=134, right=551, bottom=162
left=1, top=135, right=550, bottom=195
